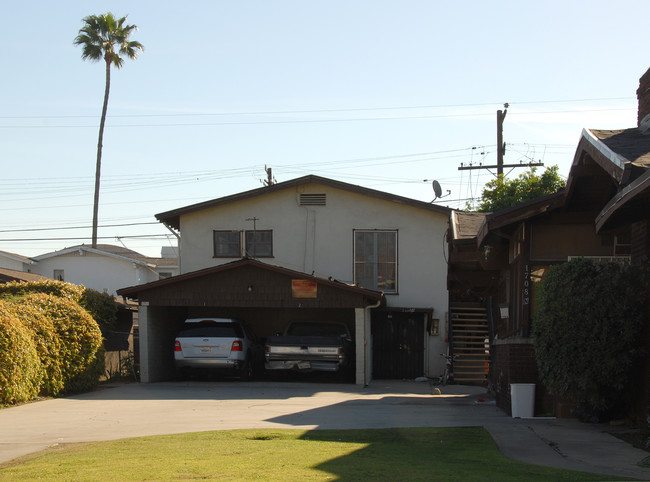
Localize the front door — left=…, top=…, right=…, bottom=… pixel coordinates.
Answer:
left=371, top=311, right=424, bottom=379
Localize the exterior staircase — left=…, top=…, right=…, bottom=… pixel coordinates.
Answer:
left=449, top=304, right=491, bottom=385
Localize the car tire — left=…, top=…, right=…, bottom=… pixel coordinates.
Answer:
left=240, top=357, right=253, bottom=381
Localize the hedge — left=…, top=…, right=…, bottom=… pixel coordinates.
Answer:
left=21, top=293, right=103, bottom=391
left=2, top=300, right=65, bottom=396
left=532, top=258, right=647, bottom=418
left=0, top=279, right=84, bottom=303
left=0, top=280, right=107, bottom=403
left=0, top=300, right=43, bottom=405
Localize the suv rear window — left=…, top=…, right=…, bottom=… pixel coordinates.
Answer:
left=178, top=322, right=243, bottom=338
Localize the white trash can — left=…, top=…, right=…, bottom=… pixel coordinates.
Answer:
left=510, top=383, right=535, bottom=418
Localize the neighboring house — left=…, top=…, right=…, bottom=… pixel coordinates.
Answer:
left=31, top=244, right=179, bottom=295
left=0, top=250, right=35, bottom=272
left=118, top=175, right=451, bottom=384
left=447, top=68, right=650, bottom=415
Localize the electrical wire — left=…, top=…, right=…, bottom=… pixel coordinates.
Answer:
left=0, top=106, right=633, bottom=128
left=0, top=96, right=633, bottom=120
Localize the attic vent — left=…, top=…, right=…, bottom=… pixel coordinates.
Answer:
left=299, top=193, right=327, bottom=206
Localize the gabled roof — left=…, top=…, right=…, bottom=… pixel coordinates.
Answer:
left=590, top=128, right=650, bottom=172
left=117, top=257, right=384, bottom=308
left=156, top=174, right=451, bottom=230
left=0, top=268, right=49, bottom=284
left=596, top=168, right=650, bottom=231
left=570, top=128, right=650, bottom=231
left=449, top=211, right=487, bottom=241
left=34, top=244, right=157, bottom=268
left=476, top=191, right=566, bottom=246
left=569, top=128, right=650, bottom=188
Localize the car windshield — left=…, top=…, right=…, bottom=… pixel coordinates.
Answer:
left=178, top=322, right=243, bottom=338
left=286, top=322, right=347, bottom=337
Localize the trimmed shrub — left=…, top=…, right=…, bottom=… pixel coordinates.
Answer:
left=0, top=281, right=107, bottom=401
left=19, top=293, right=103, bottom=392
left=64, top=344, right=106, bottom=393
left=532, top=258, right=647, bottom=418
left=0, top=279, right=84, bottom=303
left=0, top=300, right=43, bottom=405
left=80, top=288, right=118, bottom=336
left=3, top=300, right=65, bottom=396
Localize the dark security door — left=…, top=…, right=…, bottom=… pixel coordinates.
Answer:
left=371, top=311, right=424, bottom=379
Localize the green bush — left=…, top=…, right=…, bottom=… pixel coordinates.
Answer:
left=0, top=300, right=44, bottom=405
left=0, top=279, right=84, bottom=303
left=0, top=281, right=107, bottom=402
left=3, top=300, right=65, bottom=396
left=22, top=293, right=103, bottom=386
left=64, top=344, right=106, bottom=394
left=532, top=258, right=647, bottom=417
left=80, top=288, right=118, bottom=335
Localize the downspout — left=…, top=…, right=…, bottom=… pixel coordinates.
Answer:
left=364, top=297, right=382, bottom=387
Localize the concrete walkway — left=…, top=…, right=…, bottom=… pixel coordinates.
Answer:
left=0, top=380, right=648, bottom=479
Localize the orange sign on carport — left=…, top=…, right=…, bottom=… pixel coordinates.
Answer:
left=292, top=279, right=317, bottom=298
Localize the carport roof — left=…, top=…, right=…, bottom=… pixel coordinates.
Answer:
left=117, top=257, right=385, bottom=309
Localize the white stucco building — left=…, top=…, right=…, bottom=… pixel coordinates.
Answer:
left=120, top=175, right=452, bottom=383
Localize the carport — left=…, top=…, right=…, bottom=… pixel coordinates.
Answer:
left=117, top=258, right=384, bottom=385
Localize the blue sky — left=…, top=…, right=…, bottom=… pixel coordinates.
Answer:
left=1, top=1, right=647, bottom=257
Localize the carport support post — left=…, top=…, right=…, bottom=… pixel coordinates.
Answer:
left=354, top=308, right=367, bottom=385
left=138, top=305, right=151, bottom=383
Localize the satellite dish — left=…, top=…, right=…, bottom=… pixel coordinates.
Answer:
left=431, top=180, right=451, bottom=203
left=432, top=180, right=442, bottom=199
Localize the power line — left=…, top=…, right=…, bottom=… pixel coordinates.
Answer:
left=0, top=96, right=632, bottom=120
left=0, top=222, right=160, bottom=234
left=0, top=234, right=170, bottom=242
left=0, top=106, right=633, bottom=129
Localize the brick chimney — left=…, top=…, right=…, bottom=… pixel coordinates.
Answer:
left=637, top=67, right=650, bottom=127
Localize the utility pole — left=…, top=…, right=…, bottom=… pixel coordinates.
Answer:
left=458, top=103, right=543, bottom=176
left=496, top=104, right=508, bottom=176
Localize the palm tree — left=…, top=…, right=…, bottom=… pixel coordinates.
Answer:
left=74, top=13, right=143, bottom=248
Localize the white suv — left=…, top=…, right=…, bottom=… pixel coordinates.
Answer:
left=174, top=318, right=261, bottom=380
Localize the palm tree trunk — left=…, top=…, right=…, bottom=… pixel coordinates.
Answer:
left=92, top=59, right=111, bottom=248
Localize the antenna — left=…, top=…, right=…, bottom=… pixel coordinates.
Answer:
left=431, top=180, right=451, bottom=203
left=263, top=165, right=276, bottom=186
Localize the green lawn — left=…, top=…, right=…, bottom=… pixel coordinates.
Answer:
left=0, top=427, right=622, bottom=481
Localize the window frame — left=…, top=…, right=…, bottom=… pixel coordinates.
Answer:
left=353, top=229, right=398, bottom=293
left=213, top=229, right=274, bottom=258
left=245, top=229, right=273, bottom=258
left=213, top=230, right=242, bottom=258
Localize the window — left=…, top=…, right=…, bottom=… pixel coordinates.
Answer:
left=245, top=230, right=273, bottom=257
left=53, top=269, right=64, bottom=281
left=214, top=230, right=273, bottom=258
left=214, top=231, right=241, bottom=257
left=354, top=230, right=397, bottom=292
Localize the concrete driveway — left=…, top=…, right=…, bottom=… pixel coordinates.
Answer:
left=1, top=380, right=648, bottom=480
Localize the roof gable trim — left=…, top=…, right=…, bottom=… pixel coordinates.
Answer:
left=156, top=175, right=451, bottom=230
left=34, top=245, right=156, bottom=268
left=581, top=129, right=625, bottom=180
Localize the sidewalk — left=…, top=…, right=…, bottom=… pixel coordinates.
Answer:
left=0, top=380, right=647, bottom=480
